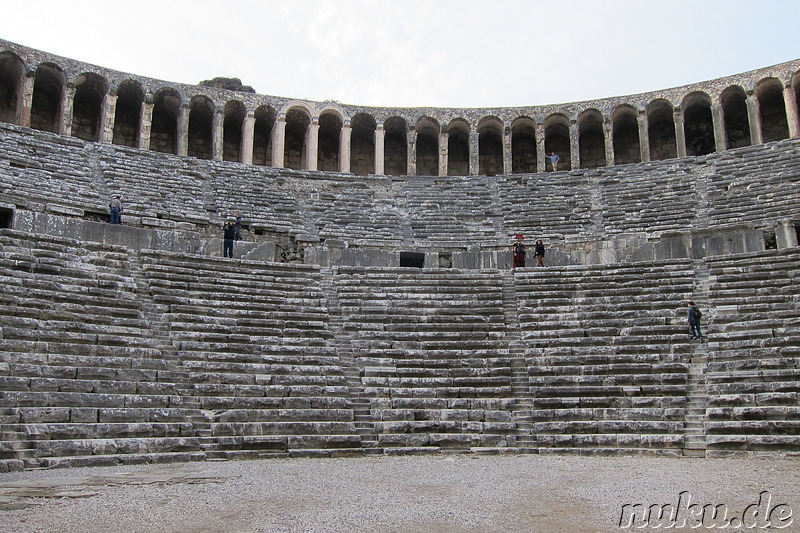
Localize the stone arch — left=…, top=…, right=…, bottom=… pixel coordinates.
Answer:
left=544, top=114, right=570, bottom=171
left=756, top=77, right=789, bottom=142
left=384, top=116, right=407, bottom=176
left=222, top=99, right=246, bottom=162
left=720, top=85, right=750, bottom=149
left=30, top=62, right=65, bottom=133
left=71, top=72, right=108, bottom=142
left=188, top=95, right=215, bottom=160
left=511, top=116, right=536, bottom=173
left=150, top=87, right=181, bottom=155
left=577, top=108, right=606, bottom=169
left=682, top=92, right=715, bottom=156
left=446, top=118, right=470, bottom=176
left=318, top=109, right=342, bottom=172
left=112, top=80, right=144, bottom=147
left=611, top=105, right=640, bottom=165
left=284, top=106, right=311, bottom=170
left=351, top=112, right=376, bottom=176
left=647, top=99, right=676, bottom=160
left=0, top=51, right=25, bottom=124
left=253, top=104, right=276, bottom=166
left=478, top=116, right=503, bottom=176
left=416, top=116, right=439, bottom=176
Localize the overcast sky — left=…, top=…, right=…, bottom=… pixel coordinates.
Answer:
left=1, top=0, right=798, bottom=108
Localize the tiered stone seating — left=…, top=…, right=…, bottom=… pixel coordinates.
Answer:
left=0, top=229, right=194, bottom=470
left=704, top=249, right=800, bottom=456
left=708, top=139, right=800, bottom=229
left=334, top=267, right=516, bottom=452
left=515, top=262, right=696, bottom=455
left=138, top=251, right=361, bottom=458
left=399, top=177, right=500, bottom=245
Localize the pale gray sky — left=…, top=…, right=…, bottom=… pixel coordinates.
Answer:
left=1, top=0, right=797, bottom=108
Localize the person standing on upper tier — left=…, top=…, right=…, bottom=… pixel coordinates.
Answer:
left=534, top=239, right=545, bottom=267
left=512, top=234, right=526, bottom=268
left=108, top=195, right=123, bottom=224
left=688, top=301, right=704, bottom=341
left=223, top=216, right=237, bottom=258
left=546, top=152, right=560, bottom=171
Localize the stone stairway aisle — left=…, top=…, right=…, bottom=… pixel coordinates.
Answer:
left=502, top=270, right=537, bottom=454
left=683, top=259, right=711, bottom=457
left=319, top=267, right=376, bottom=455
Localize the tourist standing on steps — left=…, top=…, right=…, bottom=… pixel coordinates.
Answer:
left=234, top=212, right=242, bottom=242
left=547, top=152, right=560, bottom=171
left=223, top=216, right=237, bottom=258
left=688, top=301, right=704, bottom=340
left=534, top=239, right=545, bottom=267
left=512, top=234, right=526, bottom=268
left=108, top=195, right=123, bottom=224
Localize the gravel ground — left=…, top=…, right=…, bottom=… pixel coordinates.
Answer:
left=0, top=454, right=798, bottom=532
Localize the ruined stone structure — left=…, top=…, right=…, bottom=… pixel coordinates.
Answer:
left=0, top=39, right=799, bottom=470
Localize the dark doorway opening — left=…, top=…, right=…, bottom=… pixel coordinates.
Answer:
left=0, top=208, right=13, bottom=229
left=400, top=252, right=425, bottom=268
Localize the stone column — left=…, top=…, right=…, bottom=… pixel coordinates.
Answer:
left=59, top=83, right=75, bottom=136
left=569, top=122, right=579, bottom=170
left=374, top=124, right=385, bottom=175
left=306, top=119, right=319, bottom=171
left=17, top=70, right=35, bottom=127
left=438, top=130, right=448, bottom=176
left=138, top=98, right=153, bottom=150
left=535, top=123, right=545, bottom=173
left=272, top=115, right=286, bottom=167
left=212, top=105, right=224, bottom=161
left=784, top=82, right=799, bottom=139
left=177, top=103, right=190, bottom=157
left=241, top=110, right=255, bottom=164
left=469, top=129, right=479, bottom=175
left=674, top=109, right=687, bottom=158
left=746, top=93, right=763, bottom=145
left=100, top=87, right=118, bottom=144
left=776, top=220, right=799, bottom=249
left=502, top=125, right=512, bottom=175
left=637, top=113, right=650, bottom=162
left=339, top=123, right=351, bottom=173
left=604, top=118, right=615, bottom=166
left=407, top=130, right=417, bottom=176
left=710, top=104, right=727, bottom=152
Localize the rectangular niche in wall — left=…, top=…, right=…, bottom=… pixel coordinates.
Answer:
left=0, top=208, right=13, bottom=229
left=399, top=252, right=425, bottom=268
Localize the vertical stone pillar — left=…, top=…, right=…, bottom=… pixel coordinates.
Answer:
left=272, top=115, right=286, bottom=168
left=138, top=98, right=153, bottom=150
left=306, top=119, right=319, bottom=171
left=502, top=125, right=512, bottom=175
left=776, top=220, right=799, bottom=249
left=469, top=129, right=479, bottom=175
left=100, top=87, right=118, bottom=144
left=339, top=123, right=351, bottom=173
left=783, top=82, right=799, bottom=139
left=711, top=104, right=726, bottom=152
left=374, top=124, right=385, bottom=175
left=637, top=113, right=650, bottom=162
left=438, top=130, right=449, bottom=176
left=746, top=93, right=763, bottom=145
left=241, top=110, right=255, bottom=164
left=177, top=103, right=190, bottom=157
left=535, top=123, right=545, bottom=173
left=673, top=108, right=687, bottom=158
left=18, top=70, right=35, bottom=127
left=604, top=118, right=615, bottom=167
left=59, top=83, right=75, bottom=136
left=569, top=122, right=579, bottom=170
left=212, top=105, right=224, bottom=161
left=407, top=130, right=417, bottom=176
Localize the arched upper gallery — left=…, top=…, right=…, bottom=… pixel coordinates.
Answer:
left=0, top=40, right=798, bottom=177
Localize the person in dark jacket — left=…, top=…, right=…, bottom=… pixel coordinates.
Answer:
left=512, top=234, right=526, bottom=268
left=534, top=239, right=545, bottom=267
left=688, top=301, right=704, bottom=340
left=223, top=217, right=237, bottom=258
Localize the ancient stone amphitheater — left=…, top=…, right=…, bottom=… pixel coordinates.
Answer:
left=0, top=38, right=798, bottom=472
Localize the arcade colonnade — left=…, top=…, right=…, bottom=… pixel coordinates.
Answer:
left=1, top=44, right=800, bottom=177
